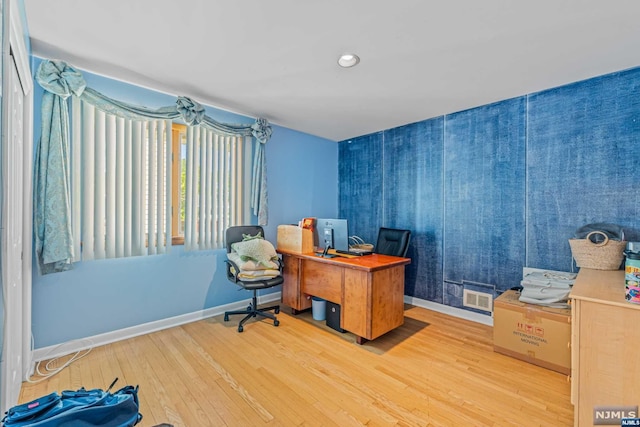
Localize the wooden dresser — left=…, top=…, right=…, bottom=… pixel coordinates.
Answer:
left=570, top=268, right=640, bottom=426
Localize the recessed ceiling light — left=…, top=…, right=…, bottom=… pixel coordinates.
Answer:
left=338, top=53, right=360, bottom=68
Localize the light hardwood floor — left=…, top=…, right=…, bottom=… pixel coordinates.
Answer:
left=19, top=305, right=573, bottom=426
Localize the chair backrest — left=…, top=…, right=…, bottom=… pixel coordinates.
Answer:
left=224, top=225, right=283, bottom=287
left=375, top=227, right=411, bottom=257
left=225, top=225, right=265, bottom=253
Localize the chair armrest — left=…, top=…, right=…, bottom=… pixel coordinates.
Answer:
left=224, top=259, right=241, bottom=283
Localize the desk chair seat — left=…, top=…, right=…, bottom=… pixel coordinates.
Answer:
left=376, top=227, right=411, bottom=257
left=223, top=225, right=283, bottom=332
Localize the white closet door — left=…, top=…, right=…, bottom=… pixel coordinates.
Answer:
left=0, top=53, right=24, bottom=412
left=0, top=0, right=33, bottom=414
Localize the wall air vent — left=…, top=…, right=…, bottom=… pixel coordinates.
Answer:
left=463, top=289, right=493, bottom=313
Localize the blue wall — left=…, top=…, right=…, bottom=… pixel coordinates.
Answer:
left=31, top=57, right=338, bottom=348
left=339, top=67, right=640, bottom=314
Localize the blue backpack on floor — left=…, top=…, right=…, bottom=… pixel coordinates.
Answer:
left=2, top=379, right=142, bottom=427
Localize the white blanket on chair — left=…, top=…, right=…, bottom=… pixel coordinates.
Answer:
left=227, top=252, right=279, bottom=271
left=236, top=269, right=281, bottom=281
left=230, top=238, right=279, bottom=267
left=228, top=237, right=281, bottom=281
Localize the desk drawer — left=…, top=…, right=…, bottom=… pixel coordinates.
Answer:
left=301, top=259, right=342, bottom=303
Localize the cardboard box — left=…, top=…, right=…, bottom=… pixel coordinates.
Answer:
left=277, top=225, right=313, bottom=253
left=493, top=290, right=571, bottom=375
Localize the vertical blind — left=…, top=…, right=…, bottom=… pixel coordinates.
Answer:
left=184, top=126, right=245, bottom=251
left=71, top=98, right=171, bottom=260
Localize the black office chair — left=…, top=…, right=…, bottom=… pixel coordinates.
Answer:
left=375, top=227, right=411, bottom=257
left=223, top=225, right=283, bottom=332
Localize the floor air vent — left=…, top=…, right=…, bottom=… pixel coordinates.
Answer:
left=463, top=289, right=493, bottom=312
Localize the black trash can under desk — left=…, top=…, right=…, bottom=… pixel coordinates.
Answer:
left=326, top=301, right=345, bottom=333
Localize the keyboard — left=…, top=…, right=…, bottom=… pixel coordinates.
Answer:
left=335, top=248, right=373, bottom=256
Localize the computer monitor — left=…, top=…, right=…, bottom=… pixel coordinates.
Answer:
left=315, top=218, right=349, bottom=251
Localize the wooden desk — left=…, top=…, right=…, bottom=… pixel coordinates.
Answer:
left=570, top=268, right=640, bottom=426
left=278, top=250, right=410, bottom=344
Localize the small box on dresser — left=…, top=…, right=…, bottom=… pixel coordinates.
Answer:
left=493, top=290, right=571, bottom=375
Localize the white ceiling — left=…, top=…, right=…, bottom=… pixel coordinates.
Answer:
left=23, top=0, right=640, bottom=142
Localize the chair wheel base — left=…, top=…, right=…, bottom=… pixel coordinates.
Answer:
left=223, top=300, right=280, bottom=332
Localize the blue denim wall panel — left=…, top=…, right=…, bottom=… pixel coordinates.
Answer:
left=443, top=97, right=526, bottom=292
left=527, top=68, right=640, bottom=271
left=443, top=281, right=464, bottom=309
left=444, top=280, right=495, bottom=314
left=339, top=66, right=640, bottom=314
left=339, top=133, right=383, bottom=244
left=384, top=119, right=444, bottom=302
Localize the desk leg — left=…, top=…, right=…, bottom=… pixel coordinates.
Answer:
left=356, top=336, right=368, bottom=345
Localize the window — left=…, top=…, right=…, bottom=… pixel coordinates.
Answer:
left=171, top=124, right=187, bottom=245
left=70, top=98, right=252, bottom=261
left=180, top=125, right=250, bottom=251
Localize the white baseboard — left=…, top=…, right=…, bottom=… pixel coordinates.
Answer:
left=404, top=295, right=494, bottom=326
left=32, top=292, right=491, bottom=364
left=32, top=292, right=282, bottom=363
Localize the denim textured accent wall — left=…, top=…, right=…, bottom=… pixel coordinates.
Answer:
left=383, top=120, right=444, bottom=301
left=527, top=68, right=640, bottom=271
left=339, top=133, right=384, bottom=244
left=339, top=66, right=640, bottom=314
left=443, top=98, right=526, bottom=308
left=340, top=122, right=445, bottom=302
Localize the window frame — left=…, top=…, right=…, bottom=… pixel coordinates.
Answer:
left=171, top=123, right=186, bottom=245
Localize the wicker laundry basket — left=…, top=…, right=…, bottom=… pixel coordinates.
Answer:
left=568, top=230, right=626, bottom=270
